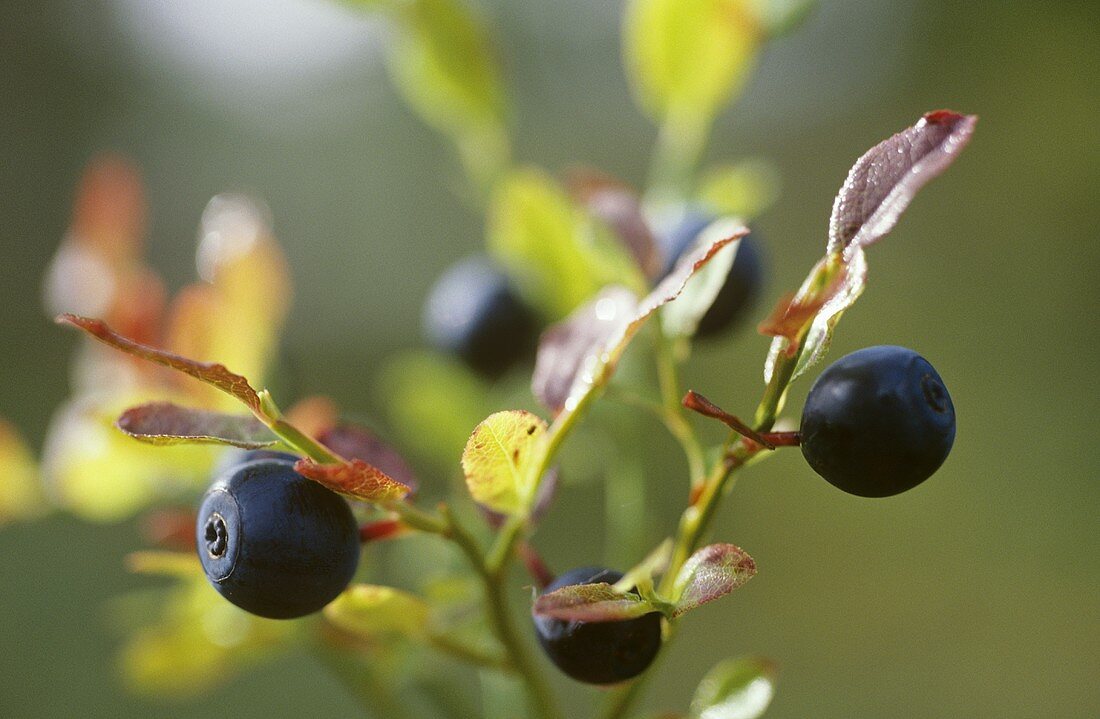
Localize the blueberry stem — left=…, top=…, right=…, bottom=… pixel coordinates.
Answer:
left=654, top=315, right=707, bottom=485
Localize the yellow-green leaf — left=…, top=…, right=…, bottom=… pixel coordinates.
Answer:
left=0, top=420, right=44, bottom=524
left=488, top=168, right=640, bottom=319
left=624, top=0, right=761, bottom=126
left=387, top=0, right=510, bottom=186
left=461, top=410, right=548, bottom=516
left=325, top=584, right=430, bottom=639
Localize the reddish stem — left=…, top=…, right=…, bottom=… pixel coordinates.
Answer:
left=358, top=518, right=408, bottom=543
left=682, top=390, right=775, bottom=449
left=758, top=431, right=801, bottom=447
left=518, top=541, right=555, bottom=589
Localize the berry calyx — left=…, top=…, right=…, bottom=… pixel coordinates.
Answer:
left=532, top=566, right=662, bottom=685
left=196, top=458, right=360, bottom=619
left=800, top=345, right=956, bottom=497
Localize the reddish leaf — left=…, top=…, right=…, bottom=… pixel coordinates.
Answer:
left=532, top=583, right=657, bottom=623
left=672, top=544, right=756, bottom=618
left=317, top=424, right=419, bottom=494
left=829, top=110, right=976, bottom=257
left=757, top=257, right=845, bottom=347
left=56, top=314, right=262, bottom=412
left=295, top=458, right=410, bottom=502
left=117, top=402, right=277, bottom=448
left=568, top=168, right=663, bottom=280
left=70, top=154, right=147, bottom=259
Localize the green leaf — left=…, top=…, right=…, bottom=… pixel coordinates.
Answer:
left=488, top=168, right=641, bottom=320
left=690, top=657, right=777, bottom=719
left=532, top=582, right=659, bottom=623
left=324, top=584, right=430, bottom=639
left=624, top=0, right=760, bottom=126
left=386, top=0, right=510, bottom=186
left=116, top=402, right=279, bottom=449
left=660, top=218, right=744, bottom=339
left=697, top=160, right=781, bottom=219
left=672, top=544, right=756, bottom=618
left=461, top=410, right=548, bottom=516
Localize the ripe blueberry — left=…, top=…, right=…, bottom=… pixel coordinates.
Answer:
left=196, top=459, right=360, bottom=619
left=213, top=448, right=300, bottom=477
left=422, top=255, right=537, bottom=377
left=532, top=566, right=662, bottom=685
left=800, top=345, right=956, bottom=497
left=656, top=210, right=764, bottom=338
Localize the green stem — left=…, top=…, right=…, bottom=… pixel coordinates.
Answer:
left=442, top=508, right=563, bottom=719
left=653, top=316, right=706, bottom=485
left=426, top=632, right=513, bottom=672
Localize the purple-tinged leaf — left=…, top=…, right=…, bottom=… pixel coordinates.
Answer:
left=116, top=402, right=278, bottom=449
left=532, top=583, right=657, bottom=623
left=828, top=110, right=976, bottom=257
left=532, top=228, right=748, bottom=414
left=532, top=287, right=638, bottom=414
left=672, top=544, right=756, bottom=618
left=318, top=423, right=419, bottom=494
left=569, top=168, right=663, bottom=281
left=56, top=314, right=262, bottom=412
left=295, top=458, right=411, bottom=503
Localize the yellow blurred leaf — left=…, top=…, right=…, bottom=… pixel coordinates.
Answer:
left=624, top=0, right=761, bottom=126
left=461, top=410, right=547, bottom=516
left=42, top=395, right=216, bottom=522
left=325, top=584, right=430, bottom=639
left=119, top=577, right=291, bottom=696
left=0, top=420, right=44, bottom=524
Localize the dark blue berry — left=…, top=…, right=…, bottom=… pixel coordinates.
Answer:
left=657, top=210, right=764, bottom=338
left=533, top=567, right=662, bottom=685
left=422, top=255, right=537, bottom=377
left=800, top=346, right=956, bottom=497
left=213, top=448, right=299, bottom=477
left=196, top=460, right=360, bottom=619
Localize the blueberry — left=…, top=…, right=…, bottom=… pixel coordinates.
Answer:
left=196, top=459, right=360, bottom=619
left=657, top=210, right=764, bottom=338
left=422, top=255, right=537, bottom=377
left=800, top=346, right=956, bottom=497
left=212, top=448, right=299, bottom=477
left=532, top=566, right=662, bottom=685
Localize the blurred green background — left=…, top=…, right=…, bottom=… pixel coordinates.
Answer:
left=2, top=0, right=1098, bottom=717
